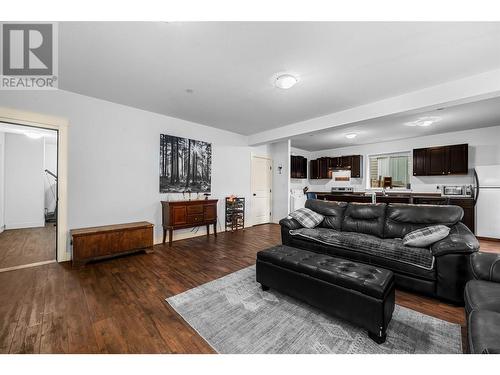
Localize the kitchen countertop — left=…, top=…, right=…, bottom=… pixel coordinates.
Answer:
left=311, top=192, right=473, bottom=200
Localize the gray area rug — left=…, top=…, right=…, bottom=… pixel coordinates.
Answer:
left=166, top=266, right=462, bottom=354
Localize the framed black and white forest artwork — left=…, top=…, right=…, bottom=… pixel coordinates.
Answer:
left=159, top=134, right=212, bottom=193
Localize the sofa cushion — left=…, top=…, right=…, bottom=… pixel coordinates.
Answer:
left=464, top=280, right=500, bottom=315
left=403, top=225, right=450, bottom=247
left=305, top=199, right=347, bottom=231
left=384, top=204, right=463, bottom=239
left=468, top=310, right=500, bottom=354
left=289, top=227, right=435, bottom=271
left=289, top=208, right=324, bottom=228
left=342, top=203, right=386, bottom=238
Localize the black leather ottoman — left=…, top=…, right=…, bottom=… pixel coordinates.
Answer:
left=256, top=245, right=395, bottom=343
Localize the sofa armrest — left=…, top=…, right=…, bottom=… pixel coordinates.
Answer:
left=469, top=252, right=500, bottom=283
left=431, top=222, right=479, bottom=257
left=279, top=217, right=303, bottom=230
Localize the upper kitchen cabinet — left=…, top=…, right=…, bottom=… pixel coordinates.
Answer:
left=413, top=143, right=468, bottom=176
left=309, top=157, right=331, bottom=179
left=309, top=155, right=362, bottom=179
left=330, top=156, right=341, bottom=169
left=427, top=146, right=448, bottom=175
left=447, top=144, right=468, bottom=175
left=412, top=148, right=427, bottom=176
left=310, top=159, right=319, bottom=179
left=349, top=155, right=363, bottom=178
left=290, top=155, right=307, bottom=179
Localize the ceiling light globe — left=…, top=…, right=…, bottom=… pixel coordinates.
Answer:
left=418, top=120, right=433, bottom=127
left=275, top=74, right=298, bottom=89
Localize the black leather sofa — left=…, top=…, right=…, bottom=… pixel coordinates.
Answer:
left=465, top=252, right=500, bottom=353
left=280, top=199, right=480, bottom=303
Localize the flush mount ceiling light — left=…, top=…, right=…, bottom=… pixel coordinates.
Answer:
left=345, top=133, right=357, bottom=139
left=274, top=74, right=298, bottom=89
left=405, top=116, right=442, bottom=127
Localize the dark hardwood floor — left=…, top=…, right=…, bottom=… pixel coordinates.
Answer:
left=0, top=223, right=498, bottom=353
left=0, top=225, right=56, bottom=270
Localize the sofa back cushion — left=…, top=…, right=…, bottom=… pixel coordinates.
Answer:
left=305, top=199, right=348, bottom=231
left=384, top=203, right=463, bottom=239
left=342, top=203, right=387, bottom=238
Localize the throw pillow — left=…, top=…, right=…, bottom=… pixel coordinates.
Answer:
left=289, top=208, right=324, bottom=229
left=403, top=225, right=451, bottom=247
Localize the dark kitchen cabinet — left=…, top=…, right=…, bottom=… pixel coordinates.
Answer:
left=350, top=155, right=362, bottom=178
left=413, top=148, right=427, bottom=176
left=290, top=155, right=307, bottom=179
left=413, top=144, right=468, bottom=176
left=309, top=157, right=333, bottom=179
left=318, top=157, right=330, bottom=179
left=309, top=154, right=363, bottom=179
left=310, top=159, right=319, bottom=179
left=427, top=146, right=448, bottom=175
left=449, top=198, right=475, bottom=234
left=340, top=156, right=352, bottom=169
left=330, top=157, right=341, bottom=169
left=447, top=144, right=468, bottom=175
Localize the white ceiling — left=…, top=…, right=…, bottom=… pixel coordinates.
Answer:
left=291, top=96, right=500, bottom=151
left=59, top=22, right=500, bottom=136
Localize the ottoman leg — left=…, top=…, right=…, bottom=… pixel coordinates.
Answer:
left=369, top=330, right=387, bottom=344
left=261, top=284, right=270, bottom=291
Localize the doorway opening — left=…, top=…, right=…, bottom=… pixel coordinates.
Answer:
left=0, top=122, right=58, bottom=272
left=251, top=155, right=272, bottom=226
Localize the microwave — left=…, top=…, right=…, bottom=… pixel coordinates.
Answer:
left=442, top=185, right=472, bottom=196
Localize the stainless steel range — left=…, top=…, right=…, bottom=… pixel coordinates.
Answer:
left=331, top=187, right=354, bottom=194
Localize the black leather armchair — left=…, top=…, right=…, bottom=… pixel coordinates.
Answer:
left=465, top=252, right=500, bottom=354
left=431, top=222, right=480, bottom=302
left=431, top=222, right=480, bottom=257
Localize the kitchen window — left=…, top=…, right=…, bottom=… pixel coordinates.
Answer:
left=368, top=152, right=411, bottom=189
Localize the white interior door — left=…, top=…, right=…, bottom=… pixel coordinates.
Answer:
left=251, top=156, right=272, bottom=225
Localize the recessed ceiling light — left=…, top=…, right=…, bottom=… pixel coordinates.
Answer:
left=345, top=133, right=357, bottom=139
left=405, top=116, right=441, bottom=127
left=275, top=74, right=298, bottom=89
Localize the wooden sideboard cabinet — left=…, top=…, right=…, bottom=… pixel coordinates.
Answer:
left=161, top=199, right=218, bottom=245
left=70, top=221, right=154, bottom=266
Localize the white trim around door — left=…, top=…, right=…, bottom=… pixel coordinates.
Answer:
left=0, top=107, right=69, bottom=263
left=250, top=155, right=273, bottom=226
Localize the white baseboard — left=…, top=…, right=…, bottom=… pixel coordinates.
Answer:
left=5, top=221, right=46, bottom=230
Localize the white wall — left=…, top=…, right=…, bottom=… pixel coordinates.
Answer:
left=307, top=125, right=500, bottom=192
left=0, top=90, right=265, bottom=253
left=4, top=133, right=45, bottom=229
left=270, top=140, right=290, bottom=222
left=0, top=132, right=5, bottom=233
left=43, top=140, right=58, bottom=213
